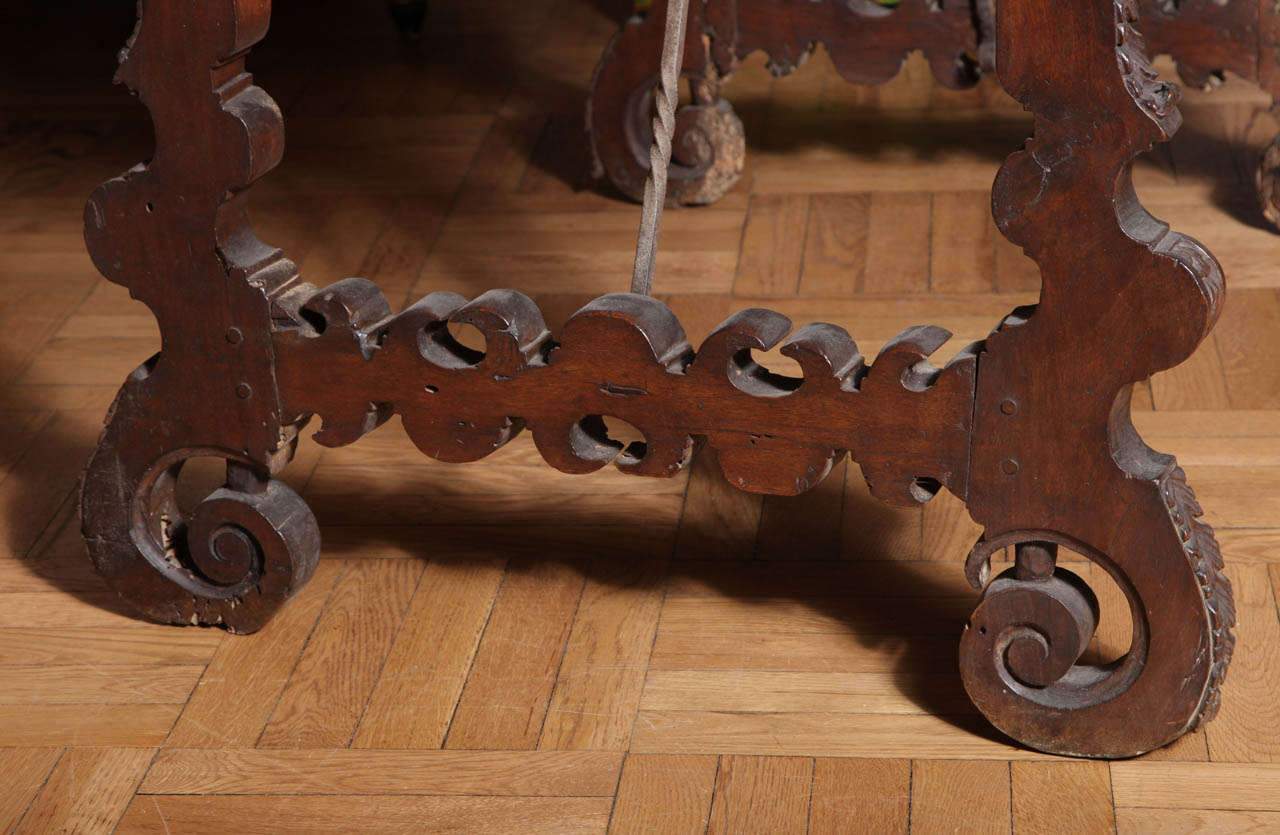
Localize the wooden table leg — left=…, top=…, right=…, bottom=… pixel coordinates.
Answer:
left=80, top=0, right=1234, bottom=757
left=587, top=0, right=986, bottom=205
left=958, top=0, right=1234, bottom=757
left=79, top=0, right=318, bottom=634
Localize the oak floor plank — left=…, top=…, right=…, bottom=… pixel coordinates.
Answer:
left=0, top=626, right=221, bottom=665
left=353, top=557, right=506, bottom=749
left=357, top=196, right=447, bottom=304
left=800, top=194, right=869, bottom=296
left=16, top=746, right=153, bottom=834
left=673, top=445, right=762, bottom=561
left=920, top=487, right=984, bottom=564
left=117, top=795, right=614, bottom=834
left=630, top=711, right=1053, bottom=760
left=808, top=758, right=910, bottom=834
left=0, top=546, right=114, bottom=594
left=663, top=559, right=977, bottom=599
left=734, top=194, right=811, bottom=296
left=0, top=748, right=62, bottom=834
left=1205, top=564, right=1280, bottom=762
left=258, top=558, right=423, bottom=749
left=910, top=760, right=1010, bottom=835
left=0, top=704, right=180, bottom=747
left=1111, top=762, right=1280, bottom=811
left=0, top=664, right=202, bottom=704
left=1012, top=761, right=1115, bottom=833
left=648, top=631, right=957, bottom=674
left=1149, top=336, right=1231, bottom=410
left=141, top=748, right=622, bottom=796
left=638, top=670, right=971, bottom=715
left=706, top=756, right=813, bottom=835
left=608, top=754, right=718, bottom=834
left=166, top=560, right=343, bottom=748
left=0, top=591, right=152, bottom=629
left=539, top=558, right=666, bottom=751
left=1184, top=465, right=1280, bottom=530
left=445, top=557, right=585, bottom=750
left=1141, top=727, right=1212, bottom=763
left=1116, top=808, right=1280, bottom=833
left=1216, top=529, right=1280, bottom=564
left=1216, top=288, right=1280, bottom=409
left=756, top=458, right=846, bottom=560
left=0, top=409, right=52, bottom=484
left=864, top=192, right=932, bottom=295
left=0, top=409, right=100, bottom=559
left=842, top=462, right=923, bottom=561
left=930, top=191, right=997, bottom=294
left=655, top=594, right=974, bottom=637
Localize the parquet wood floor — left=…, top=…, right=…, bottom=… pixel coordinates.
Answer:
left=2, top=0, right=1278, bottom=831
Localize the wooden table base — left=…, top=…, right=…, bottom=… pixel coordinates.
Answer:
left=588, top=0, right=1280, bottom=229
left=80, top=0, right=1234, bottom=758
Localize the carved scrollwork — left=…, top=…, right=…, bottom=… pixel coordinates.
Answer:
left=274, top=284, right=977, bottom=502
left=959, top=0, right=1236, bottom=757
left=80, top=0, right=316, bottom=632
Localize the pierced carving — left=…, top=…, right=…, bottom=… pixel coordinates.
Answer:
left=80, top=0, right=1237, bottom=759
left=957, top=0, right=1235, bottom=758
left=274, top=285, right=976, bottom=502
left=80, top=0, right=316, bottom=633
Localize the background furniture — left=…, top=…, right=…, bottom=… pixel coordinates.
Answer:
left=589, top=0, right=1280, bottom=231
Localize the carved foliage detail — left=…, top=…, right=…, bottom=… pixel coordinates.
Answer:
left=273, top=285, right=977, bottom=502
left=1160, top=464, right=1236, bottom=726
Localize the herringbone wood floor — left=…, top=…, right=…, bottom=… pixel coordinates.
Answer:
left=2, top=0, right=1279, bottom=832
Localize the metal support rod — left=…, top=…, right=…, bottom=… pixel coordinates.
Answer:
left=630, top=0, right=689, bottom=296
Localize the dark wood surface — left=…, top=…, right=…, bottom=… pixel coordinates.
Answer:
left=77, top=0, right=1234, bottom=760
left=5, top=0, right=1280, bottom=828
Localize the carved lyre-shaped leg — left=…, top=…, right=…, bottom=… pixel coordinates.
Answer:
left=956, top=0, right=1234, bottom=757
left=80, top=1, right=317, bottom=633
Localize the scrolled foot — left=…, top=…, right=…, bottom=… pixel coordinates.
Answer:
left=82, top=369, right=319, bottom=634
left=958, top=505, right=1231, bottom=758
left=962, top=544, right=1100, bottom=692
left=587, top=4, right=745, bottom=205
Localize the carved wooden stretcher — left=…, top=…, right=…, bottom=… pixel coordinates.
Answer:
left=589, top=0, right=1280, bottom=228
left=80, top=0, right=1234, bottom=759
